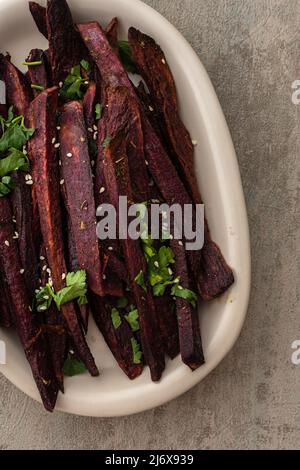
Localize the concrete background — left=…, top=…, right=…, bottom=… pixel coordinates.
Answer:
left=1, top=0, right=300, bottom=450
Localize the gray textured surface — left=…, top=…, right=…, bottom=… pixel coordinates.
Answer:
left=1, top=0, right=300, bottom=450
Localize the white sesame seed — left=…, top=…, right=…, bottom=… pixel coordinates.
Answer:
left=80, top=136, right=85, bottom=142
left=145, top=160, right=149, bottom=166
left=84, top=81, right=89, bottom=85
left=61, top=273, right=66, bottom=280
left=59, top=160, right=62, bottom=166
left=192, top=140, right=198, bottom=146
left=67, top=152, right=72, bottom=158
left=12, top=217, right=16, bottom=223
left=174, top=278, right=180, bottom=284
left=178, top=285, right=183, bottom=290
left=25, top=174, right=30, bottom=181
left=20, top=269, right=25, bottom=274
left=43, top=295, right=49, bottom=300
left=161, top=58, right=166, bottom=64
left=56, top=126, right=61, bottom=131
left=100, top=187, right=105, bottom=194
left=13, top=232, right=19, bottom=239
left=93, top=125, right=98, bottom=131
left=108, top=246, right=113, bottom=251
left=54, top=143, right=60, bottom=149
left=178, top=241, right=183, bottom=246
left=4, top=240, right=9, bottom=246
left=151, top=199, right=160, bottom=204
left=168, top=268, right=173, bottom=275
left=35, top=289, right=40, bottom=294
left=154, top=261, right=159, bottom=268
left=88, top=127, right=93, bottom=133
left=23, top=148, right=28, bottom=155
left=93, top=132, right=98, bottom=140
left=40, top=256, right=45, bottom=261
left=46, top=268, right=51, bottom=274
left=91, top=160, right=95, bottom=167
left=59, top=81, right=63, bottom=88
left=60, top=179, right=64, bottom=185
left=149, top=106, right=154, bottom=112
left=52, top=137, right=56, bottom=144
left=42, top=265, right=47, bottom=271
left=102, top=274, right=107, bottom=280
left=29, top=306, right=32, bottom=312
left=48, top=278, right=53, bottom=287
left=26, top=180, right=33, bottom=185
left=39, top=306, right=47, bottom=311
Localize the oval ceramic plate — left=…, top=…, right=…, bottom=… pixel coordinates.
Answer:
left=0, top=0, right=251, bottom=417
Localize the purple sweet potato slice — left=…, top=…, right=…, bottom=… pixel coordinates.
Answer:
left=170, top=239, right=204, bottom=369
left=91, top=294, right=143, bottom=380
left=105, top=17, right=119, bottom=53
left=46, top=0, right=90, bottom=84
left=25, top=49, right=51, bottom=96
left=27, top=87, right=99, bottom=376
left=0, top=272, right=13, bottom=328
left=154, top=295, right=179, bottom=359
left=0, top=54, right=40, bottom=300
left=0, top=197, right=58, bottom=411
left=103, top=131, right=165, bottom=381
left=29, top=2, right=48, bottom=38
left=59, top=100, right=104, bottom=297
left=39, top=245, right=67, bottom=392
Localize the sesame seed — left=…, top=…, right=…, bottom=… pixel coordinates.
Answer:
left=145, top=160, right=149, bottom=166
left=40, top=256, right=45, bottom=261
left=60, top=179, right=64, bottom=185
left=42, top=265, right=47, bottom=271
left=178, top=285, right=183, bottom=290
left=178, top=241, right=183, bottom=246
left=61, top=273, right=66, bottom=280
left=169, top=234, right=174, bottom=239
left=23, top=148, right=28, bottom=155
left=13, top=232, right=19, bottom=239
left=4, top=240, right=9, bottom=246
left=108, top=246, right=113, bottom=251
left=80, top=136, right=85, bottom=142
left=46, top=268, right=51, bottom=274
left=154, top=261, right=159, bottom=268
left=20, top=269, right=25, bottom=274
left=192, top=140, right=198, bottom=146
left=151, top=199, right=160, bottom=203
left=29, top=306, right=32, bottom=312
left=43, top=295, right=49, bottom=300
left=168, top=268, right=173, bottom=275
left=26, top=180, right=33, bottom=185
left=59, top=81, right=63, bottom=88
left=88, top=127, right=93, bottom=133
left=25, top=174, right=31, bottom=181
left=67, top=152, right=72, bottom=158
left=84, top=81, right=89, bottom=85
left=52, top=137, right=56, bottom=144
left=174, top=278, right=180, bottom=284
left=93, top=132, right=98, bottom=140
left=48, top=278, right=53, bottom=287
left=58, top=160, right=62, bottom=166
left=12, top=217, right=16, bottom=223
left=102, top=274, right=107, bottom=280
left=56, top=126, right=61, bottom=131
left=39, top=306, right=47, bottom=311
left=35, top=289, right=40, bottom=294
left=54, top=143, right=60, bottom=149
left=91, top=160, right=95, bottom=167
left=93, top=125, right=98, bottom=131
left=161, top=58, right=166, bottom=64
left=149, top=106, right=154, bottom=112
left=100, top=187, right=105, bottom=194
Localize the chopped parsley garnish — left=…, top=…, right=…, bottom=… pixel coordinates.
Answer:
left=131, top=337, right=142, bottom=364
left=95, top=103, right=103, bottom=120
left=116, top=297, right=128, bottom=309
left=111, top=307, right=122, bottom=329
left=0, top=108, right=35, bottom=196
left=31, top=84, right=44, bottom=91
left=63, top=352, right=86, bottom=377
left=125, top=308, right=139, bottom=332
left=102, top=136, right=112, bottom=148
left=22, top=60, right=43, bottom=67
left=60, top=61, right=91, bottom=101
left=134, top=270, right=147, bottom=292
left=36, top=270, right=88, bottom=312
left=171, top=285, right=198, bottom=308
left=118, top=40, right=137, bottom=73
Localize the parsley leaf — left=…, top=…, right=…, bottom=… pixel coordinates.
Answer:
left=134, top=270, right=147, bottom=292
left=171, top=285, right=198, bottom=308
left=0, top=176, right=15, bottom=197
left=131, top=337, right=142, bottom=364
left=118, top=40, right=137, bottom=73
left=36, top=270, right=88, bottom=312
left=111, top=307, right=122, bottom=329
left=95, top=103, right=103, bottom=120
left=63, top=353, right=87, bottom=377
left=60, top=61, right=91, bottom=101
left=102, top=136, right=112, bottom=148
left=80, top=59, right=91, bottom=73
left=0, top=148, right=30, bottom=177
left=125, top=308, right=139, bottom=332
left=0, top=117, right=35, bottom=154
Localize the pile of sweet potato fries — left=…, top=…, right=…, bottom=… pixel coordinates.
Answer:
left=0, top=0, right=234, bottom=411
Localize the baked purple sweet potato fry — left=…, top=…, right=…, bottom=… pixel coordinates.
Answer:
left=0, top=54, right=33, bottom=115
left=27, top=87, right=99, bottom=377
left=105, top=17, right=119, bottom=53
left=0, top=272, right=13, bottom=328
left=29, top=1, right=48, bottom=38
left=59, top=100, right=104, bottom=297
left=103, top=131, right=165, bottom=381
left=46, top=0, right=90, bottom=84
left=91, top=294, right=143, bottom=380
left=25, top=49, right=51, bottom=96
left=0, top=196, right=59, bottom=411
